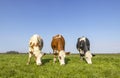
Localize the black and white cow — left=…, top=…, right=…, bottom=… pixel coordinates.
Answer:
left=76, top=36, right=94, bottom=64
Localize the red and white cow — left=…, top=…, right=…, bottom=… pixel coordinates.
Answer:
left=51, top=34, right=70, bottom=65
left=27, top=34, right=45, bottom=65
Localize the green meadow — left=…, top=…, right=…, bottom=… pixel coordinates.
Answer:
left=0, top=54, right=120, bottom=78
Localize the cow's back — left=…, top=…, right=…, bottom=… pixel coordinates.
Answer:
left=29, top=34, right=43, bottom=50
left=51, top=34, right=65, bottom=51
left=76, top=37, right=90, bottom=52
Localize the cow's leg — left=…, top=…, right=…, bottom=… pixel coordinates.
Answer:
left=80, top=54, right=84, bottom=60
left=53, top=55, right=57, bottom=63
left=27, top=52, right=32, bottom=65
left=53, top=50, right=57, bottom=63
left=79, top=49, right=84, bottom=60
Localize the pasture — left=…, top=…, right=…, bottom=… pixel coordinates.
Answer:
left=0, top=54, right=120, bottom=78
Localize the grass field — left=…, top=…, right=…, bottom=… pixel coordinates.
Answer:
left=0, top=54, right=120, bottom=78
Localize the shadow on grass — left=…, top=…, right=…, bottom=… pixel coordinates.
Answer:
left=65, top=58, right=70, bottom=64
left=42, top=58, right=52, bottom=65
left=42, top=58, right=71, bottom=65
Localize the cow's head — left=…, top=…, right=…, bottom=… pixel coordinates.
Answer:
left=85, top=51, right=93, bottom=64
left=80, top=40, right=85, bottom=49
left=54, top=50, right=70, bottom=65
left=33, top=46, right=45, bottom=65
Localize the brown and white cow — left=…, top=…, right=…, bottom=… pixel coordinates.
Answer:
left=51, top=34, right=70, bottom=65
left=27, top=34, right=45, bottom=65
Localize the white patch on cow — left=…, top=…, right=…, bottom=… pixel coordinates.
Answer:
left=36, top=55, right=42, bottom=65
left=58, top=50, right=66, bottom=65
left=79, top=49, right=84, bottom=55
left=85, top=51, right=92, bottom=64
left=29, top=46, right=33, bottom=52
left=54, top=50, right=59, bottom=53
left=30, top=34, right=40, bottom=44
left=34, top=46, right=40, bottom=52
left=54, top=34, right=61, bottom=39
left=58, top=34, right=61, bottom=38
left=34, top=51, right=44, bottom=65
left=80, top=37, right=86, bottom=42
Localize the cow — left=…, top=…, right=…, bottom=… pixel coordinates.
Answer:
left=27, top=34, right=46, bottom=65
left=51, top=34, right=70, bottom=65
left=76, top=36, right=94, bottom=64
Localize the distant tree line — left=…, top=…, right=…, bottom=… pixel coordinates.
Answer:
left=6, top=51, right=19, bottom=54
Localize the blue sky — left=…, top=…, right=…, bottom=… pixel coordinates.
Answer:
left=0, top=0, right=120, bottom=53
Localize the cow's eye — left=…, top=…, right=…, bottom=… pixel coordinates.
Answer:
left=59, top=56, right=61, bottom=60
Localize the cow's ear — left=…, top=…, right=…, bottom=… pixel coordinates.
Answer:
left=77, top=38, right=80, bottom=41
left=53, top=53, right=58, bottom=55
left=65, top=52, right=70, bottom=55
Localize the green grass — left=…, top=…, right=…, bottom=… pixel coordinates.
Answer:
left=0, top=54, right=120, bottom=78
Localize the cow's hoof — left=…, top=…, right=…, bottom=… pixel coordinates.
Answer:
left=60, top=64, right=65, bottom=66
left=26, top=63, right=30, bottom=65
left=37, top=63, right=42, bottom=66
left=88, top=62, right=92, bottom=64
